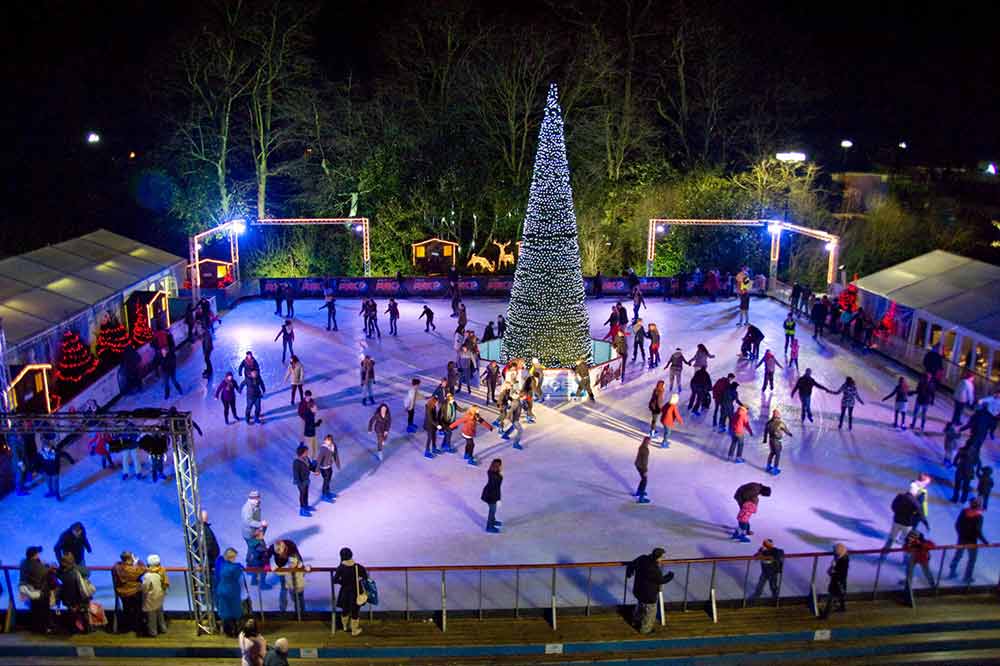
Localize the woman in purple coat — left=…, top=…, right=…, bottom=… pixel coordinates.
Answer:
left=214, top=372, right=241, bottom=424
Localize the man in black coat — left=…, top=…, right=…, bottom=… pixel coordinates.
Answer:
left=292, top=444, right=314, bottom=517
left=820, top=543, right=849, bottom=618
left=949, top=498, right=988, bottom=583
left=749, top=538, right=784, bottom=604
left=626, top=547, right=674, bottom=634
left=951, top=445, right=976, bottom=504
left=791, top=369, right=830, bottom=423
left=883, top=487, right=929, bottom=557
left=811, top=297, right=829, bottom=340
left=54, top=522, right=92, bottom=566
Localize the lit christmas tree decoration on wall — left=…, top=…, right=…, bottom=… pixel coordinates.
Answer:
left=96, top=314, right=130, bottom=363
left=54, top=329, right=99, bottom=385
left=130, top=301, right=153, bottom=348
left=502, top=83, right=591, bottom=367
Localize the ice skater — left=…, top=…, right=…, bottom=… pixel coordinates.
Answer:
left=502, top=390, right=526, bottom=449
left=783, top=311, right=796, bottom=354
left=319, top=291, right=337, bottom=330
left=482, top=361, right=501, bottom=405
left=691, top=343, right=715, bottom=372
left=658, top=393, right=683, bottom=448
left=603, top=306, right=621, bottom=341
left=481, top=459, right=503, bottom=533
left=240, top=369, right=266, bottom=424
left=404, top=378, right=420, bottom=432
left=630, top=285, right=646, bottom=324
left=317, top=435, right=341, bottom=502
left=647, top=323, right=661, bottom=368
left=831, top=376, right=864, bottom=430
left=631, top=319, right=646, bottom=365
left=574, top=357, right=595, bottom=401
left=951, top=445, right=976, bottom=504
left=283, top=283, right=295, bottom=317
left=201, top=326, right=213, bottom=378
left=737, top=288, right=751, bottom=326
left=283, top=355, right=305, bottom=405
left=717, top=376, right=743, bottom=433
left=688, top=366, right=712, bottom=415
left=755, top=349, right=782, bottom=392
left=215, top=372, right=241, bottom=424
left=882, top=376, right=910, bottom=430
left=732, top=482, right=771, bottom=542
left=292, top=444, right=316, bottom=517
left=666, top=348, right=690, bottom=393
left=423, top=395, right=440, bottom=459
left=438, top=393, right=460, bottom=452
left=910, top=373, right=935, bottom=431
left=763, top=409, right=792, bottom=475
left=943, top=422, right=961, bottom=466
left=634, top=436, right=651, bottom=503
left=238, top=350, right=260, bottom=377
left=727, top=405, right=753, bottom=462
left=451, top=405, right=494, bottom=465
left=791, top=369, right=830, bottom=423
left=497, top=314, right=506, bottom=337
left=647, top=381, right=665, bottom=437
left=155, top=347, right=183, bottom=399
left=386, top=297, right=400, bottom=336
left=39, top=437, right=74, bottom=501
left=419, top=305, right=436, bottom=332
left=274, top=320, right=295, bottom=363
left=368, top=403, right=391, bottom=461
left=360, top=355, right=376, bottom=405
left=788, top=337, right=800, bottom=371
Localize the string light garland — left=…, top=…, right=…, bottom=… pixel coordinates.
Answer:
left=96, top=315, right=130, bottom=363
left=54, top=329, right=99, bottom=385
left=502, top=83, right=591, bottom=367
left=130, top=300, right=153, bottom=348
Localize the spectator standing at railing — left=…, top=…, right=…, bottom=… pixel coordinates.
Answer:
left=241, top=490, right=268, bottom=554
left=215, top=549, right=246, bottom=637
left=112, top=551, right=146, bottom=635
left=19, top=546, right=53, bottom=634
left=267, top=539, right=307, bottom=615
left=54, top=522, right=92, bottom=566
left=901, top=530, right=936, bottom=590
left=141, top=554, right=169, bottom=637
left=626, top=547, right=673, bottom=635
left=820, top=543, right=849, bottom=619
left=949, top=498, right=988, bottom=583
left=333, top=547, right=369, bottom=636
left=748, top=538, right=784, bottom=604
left=57, top=552, right=93, bottom=634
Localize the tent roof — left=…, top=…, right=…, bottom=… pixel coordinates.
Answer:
left=855, top=250, right=1000, bottom=343
left=0, top=230, right=183, bottom=349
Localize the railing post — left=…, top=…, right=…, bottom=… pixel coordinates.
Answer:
left=709, top=561, right=718, bottom=624
left=872, top=554, right=884, bottom=600
left=682, top=563, right=691, bottom=612
left=329, top=571, right=336, bottom=635
left=809, top=555, right=819, bottom=617
left=775, top=572, right=783, bottom=608
left=623, top=568, right=629, bottom=605
left=256, top=576, right=264, bottom=627
left=514, top=569, right=520, bottom=618
left=441, top=570, right=447, bottom=633
left=550, top=568, right=557, bottom=631
left=658, top=590, right=666, bottom=626
left=479, top=569, right=484, bottom=620
left=741, top=559, right=752, bottom=608
left=405, top=569, right=410, bottom=621
left=3, top=567, right=15, bottom=633
left=935, top=547, right=947, bottom=596
left=585, top=567, right=593, bottom=617
left=297, top=571, right=303, bottom=622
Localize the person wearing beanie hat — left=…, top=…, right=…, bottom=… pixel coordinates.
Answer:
left=749, top=538, right=784, bottom=604
left=265, top=637, right=290, bottom=666
left=142, top=554, right=169, bottom=637
left=241, top=490, right=267, bottom=552
left=625, top=547, right=673, bottom=634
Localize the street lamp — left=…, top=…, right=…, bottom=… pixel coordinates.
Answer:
left=840, top=139, right=853, bottom=167
left=775, top=151, right=806, bottom=163
left=229, top=219, right=246, bottom=234
left=898, top=141, right=907, bottom=150
left=86, top=132, right=100, bottom=144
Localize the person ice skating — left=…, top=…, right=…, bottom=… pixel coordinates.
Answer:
left=283, top=355, right=305, bottom=405
left=575, top=357, right=595, bottom=401
left=951, top=445, right=976, bottom=504
left=976, top=467, right=993, bottom=510
left=214, top=549, right=246, bottom=637
left=38, top=437, right=74, bottom=501
left=791, top=368, right=830, bottom=423
left=630, top=285, right=646, bottom=323
left=282, top=283, right=295, bottom=317
left=497, top=314, right=506, bottom=337
left=241, top=489, right=268, bottom=552
left=317, top=435, right=341, bottom=501
left=755, top=349, right=782, bottom=392
left=745, top=324, right=765, bottom=360
left=883, top=485, right=929, bottom=555
left=901, top=530, right=936, bottom=590
left=749, top=538, right=784, bottom=604
left=691, top=343, right=715, bottom=372
left=910, top=373, right=935, bottom=431
left=626, top=548, right=673, bottom=634
left=732, top=482, right=771, bottom=542
left=647, top=323, right=661, bottom=368
left=503, top=390, right=527, bottom=449
left=788, top=336, right=800, bottom=371
left=783, top=311, right=796, bottom=354
left=333, top=548, right=369, bottom=636
left=201, top=326, right=214, bottom=377
left=659, top=393, right=683, bottom=448
left=631, top=318, right=646, bottom=364
left=293, top=444, right=317, bottom=516
left=943, top=422, right=961, bottom=466
left=459, top=345, right=476, bottom=393
left=360, top=355, right=376, bottom=405
left=386, top=297, right=400, bottom=336
left=614, top=330, right=628, bottom=383
left=155, top=347, right=183, bottom=399
left=456, top=303, right=468, bottom=334
left=688, top=366, right=712, bottom=414
left=113, top=551, right=147, bottom=635
left=438, top=392, right=461, bottom=452
left=648, top=381, right=665, bottom=436
left=421, top=395, right=441, bottom=459
left=482, top=320, right=496, bottom=342
left=882, top=376, right=910, bottom=430
left=529, top=358, right=545, bottom=403
left=214, top=372, right=241, bottom=424
left=634, top=436, right=651, bottom=503
left=368, top=403, right=391, bottom=461
left=831, top=376, right=864, bottom=430
left=666, top=348, right=690, bottom=393
left=275, top=320, right=295, bottom=363
left=367, top=299, right=382, bottom=339
left=267, top=539, right=307, bottom=614
left=54, top=522, right=92, bottom=566
left=737, top=288, right=751, bottom=326
left=404, top=378, right=420, bottom=432
left=319, top=291, right=338, bottom=330
left=711, top=373, right=732, bottom=429
left=949, top=498, right=988, bottom=583
left=481, top=458, right=504, bottom=532
left=142, top=553, right=169, bottom=637
left=446, top=361, right=460, bottom=396
left=419, top=305, right=436, bottom=332
left=727, top=405, right=753, bottom=462
left=603, top=306, right=621, bottom=341
left=718, top=377, right=744, bottom=433
left=451, top=404, right=494, bottom=465
left=763, top=409, right=792, bottom=475
left=951, top=372, right=976, bottom=425
left=240, top=369, right=266, bottom=424
left=811, top=296, right=829, bottom=340
left=959, top=402, right=994, bottom=453
left=299, top=394, right=322, bottom=457
left=482, top=361, right=501, bottom=405
left=238, top=350, right=259, bottom=377
left=820, top=543, right=849, bottom=619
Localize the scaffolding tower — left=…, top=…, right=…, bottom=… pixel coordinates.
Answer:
left=0, top=410, right=216, bottom=634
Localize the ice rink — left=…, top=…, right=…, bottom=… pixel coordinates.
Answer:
left=3, top=294, right=995, bottom=612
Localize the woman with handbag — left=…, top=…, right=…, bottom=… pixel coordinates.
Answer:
left=333, top=547, right=369, bottom=636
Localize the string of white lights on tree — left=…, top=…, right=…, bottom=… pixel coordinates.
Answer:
left=502, top=83, right=591, bottom=367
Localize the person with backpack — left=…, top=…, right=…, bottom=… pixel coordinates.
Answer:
left=712, top=374, right=733, bottom=430
left=749, top=538, right=784, bottom=604
left=625, top=547, right=674, bottom=634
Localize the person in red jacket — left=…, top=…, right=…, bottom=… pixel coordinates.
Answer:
left=658, top=394, right=683, bottom=448
left=901, top=530, right=936, bottom=590
left=728, top=405, right=753, bottom=463
left=450, top=405, right=494, bottom=466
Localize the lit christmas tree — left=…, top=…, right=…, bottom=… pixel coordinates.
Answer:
left=96, top=314, right=130, bottom=364
left=130, top=300, right=153, bottom=348
left=502, top=83, right=591, bottom=367
left=54, top=329, right=99, bottom=385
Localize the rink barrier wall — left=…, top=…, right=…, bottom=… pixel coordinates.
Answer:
left=3, top=543, right=998, bottom=636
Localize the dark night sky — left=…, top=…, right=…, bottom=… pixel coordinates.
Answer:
left=2, top=1, right=998, bottom=254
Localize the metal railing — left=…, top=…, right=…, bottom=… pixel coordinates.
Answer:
left=3, top=542, right=998, bottom=635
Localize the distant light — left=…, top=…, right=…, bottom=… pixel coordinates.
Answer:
left=196, top=242, right=203, bottom=251
left=354, top=224, right=364, bottom=232
left=229, top=219, right=246, bottom=234
left=775, top=151, right=806, bottom=163
left=987, top=163, right=997, bottom=176
left=86, top=132, right=101, bottom=144
left=656, top=225, right=665, bottom=233
left=128, top=151, right=136, bottom=159
left=898, top=142, right=907, bottom=149
left=825, top=241, right=836, bottom=252
left=768, top=223, right=782, bottom=235
left=840, top=140, right=853, bottom=149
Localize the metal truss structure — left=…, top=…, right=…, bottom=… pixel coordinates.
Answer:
left=0, top=411, right=215, bottom=635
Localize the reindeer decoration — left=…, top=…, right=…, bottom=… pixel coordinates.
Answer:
left=493, top=240, right=515, bottom=269
left=467, top=253, right=496, bottom=272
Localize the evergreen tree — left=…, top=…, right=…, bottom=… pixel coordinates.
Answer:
left=502, top=83, right=591, bottom=367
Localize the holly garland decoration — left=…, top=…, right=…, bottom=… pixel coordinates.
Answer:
left=96, top=316, right=130, bottom=363
left=54, top=329, right=99, bottom=385
left=130, top=300, right=153, bottom=348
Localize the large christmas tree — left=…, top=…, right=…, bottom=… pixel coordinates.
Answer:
left=502, top=83, right=591, bottom=367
